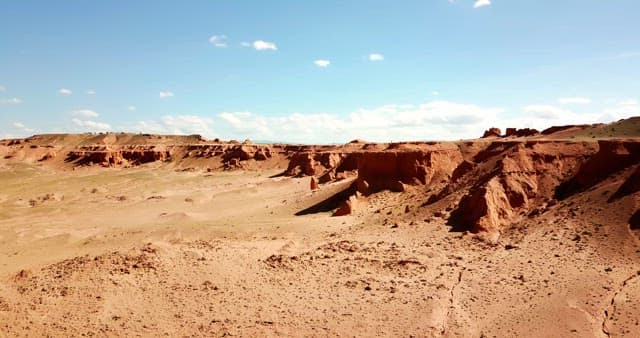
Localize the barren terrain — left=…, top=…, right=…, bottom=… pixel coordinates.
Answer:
left=1, top=120, right=639, bottom=337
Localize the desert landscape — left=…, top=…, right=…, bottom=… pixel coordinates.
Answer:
left=0, top=120, right=638, bottom=337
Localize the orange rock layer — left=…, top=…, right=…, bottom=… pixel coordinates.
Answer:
left=1, top=133, right=639, bottom=239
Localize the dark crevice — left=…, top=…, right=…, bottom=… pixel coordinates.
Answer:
left=601, top=270, right=640, bottom=337
left=441, top=268, right=465, bottom=335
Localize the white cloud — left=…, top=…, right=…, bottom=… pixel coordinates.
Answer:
left=474, top=0, right=491, bottom=8
left=208, top=35, right=228, bottom=48
left=86, top=90, right=96, bottom=95
left=128, top=105, right=137, bottom=111
left=72, top=109, right=99, bottom=118
left=0, top=86, right=5, bottom=92
left=216, top=101, right=504, bottom=143
left=558, top=97, right=591, bottom=105
left=119, top=100, right=640, bottom=144
left=161, top=115, right=213, bottom=134
left=514, top=103, right=640, bottom=131
left=159, top=91, right=175, bottom=98
left=601, top=101, right=640, bottom=122
left=252, top=40, right=277, bottom=51
left=59, top=88, right=72, bottom=95
left=72, top=118, right=111, bottom=131
left=522, top=105, right=572, bottom=120
left=314, top=59, right=331, bottom=68
left=128, top=115, right=214, bottom=135
left=0, top=97, right=22, bottom=104
left=369, top=53, right=384, bottom=61
left=617, top=99, right=638, bottom=106
left=121, top=101, right=504, bottom=143
left=12, top=122, right=34, bottom=133
left=432, top=91, right=440, bottom=96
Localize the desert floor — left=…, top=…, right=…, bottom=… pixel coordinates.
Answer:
left=1, top=163, right=639, bottom=337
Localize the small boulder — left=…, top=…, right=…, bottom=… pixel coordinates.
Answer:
left=334, top=195, right=359, bottom=216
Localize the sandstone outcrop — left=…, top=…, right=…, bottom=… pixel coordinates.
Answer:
left=445, top=141, right=597, bottom=238
left=333, top=194, right=360, bottom=216
left=3, top=124, right=640, bottom=241
left=555, top=140, right=640, bottom=199
left=482, top=128, right=502, bottom=138
left=66, top=147, right=171, bottom=167
left=310, top=176, right=319, bottom=191
left=505, top=128, right=540, bottom=137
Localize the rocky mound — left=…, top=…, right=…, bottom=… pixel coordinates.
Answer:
left=444, top=141, right=596, bottom=237
left=287, top=138, right=640, bottom=242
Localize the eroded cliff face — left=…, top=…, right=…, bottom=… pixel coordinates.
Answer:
left=0, top=135, right=296, bottom=170
left=2, top=132, right=639, bottom=240
left=283, top=139, right=639, bottom=241
left=66, top=146, right=171, bottom=167
left=445, top=141, right=598, bottom=235
left=555, top=140, right=640, bottom=199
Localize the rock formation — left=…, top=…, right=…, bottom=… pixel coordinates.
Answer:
left=310, top=176, right=319, bottom=191
left=505, top=128, right=540, bottom=137
left=3, top=121, right=640, bottom=242
left=482, top=128, right=502, bottom=138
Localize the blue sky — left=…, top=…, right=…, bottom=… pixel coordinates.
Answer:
left=1, top=0, right=639, bottom=142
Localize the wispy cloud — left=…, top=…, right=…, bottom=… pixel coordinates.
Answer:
left=251, top=40, right=277, bottom=51
left=13, top=122, right=34, bottom=133
left=72, top=109, right=99, bottom=118
left=522, top=105, right=572, bottom=120
left=159, top=91, right=175, bottom=98
left=558, top=97, right=591, bottom=105
left=0, top=97, right=22, bottom=104
left=59, top=88, right=72, bottom=96
left=314, top=59, right=331, bottom=68
left=369, top=53, right=384, bottom=62
left=601, top=101, right=640, bottom=122
left=86, top=90, right=96, bottom=95
left=208, top=35, right=228, bottom=48
left=72, top=118, right=111, bottom=131
left=128, top=115, right=214, bottom=135
left=617, top=99, right=638, bottom=106
left=606, top=52, right=640, bottom=60
left=161, top=115, right=214, bottom=134
left=474, top=0, right=491, bottom=8
left=128, top=106, right=137, bottom=111
left=0, top=86, right=5, bottom=92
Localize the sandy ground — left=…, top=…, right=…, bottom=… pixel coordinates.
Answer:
left=0, top=162, right=639, bottom=337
